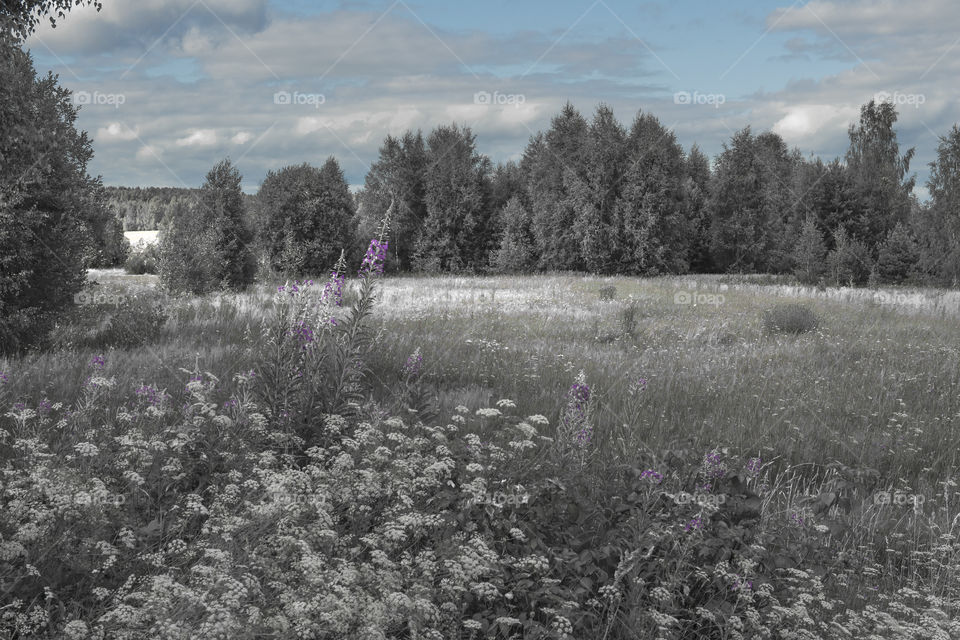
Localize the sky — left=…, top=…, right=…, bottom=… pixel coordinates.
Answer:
left=23, top=0, right=960, bottom=199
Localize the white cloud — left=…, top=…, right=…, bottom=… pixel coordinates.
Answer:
left=96, top=122, right=140, bottom=141
left=772, top=104, right=860, bottom=143
left=231, top=131, right=254, bottom=144
left=176, top=129, right=218, bottom=147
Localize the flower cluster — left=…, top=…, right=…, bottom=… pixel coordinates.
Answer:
left=629, top=376, right=648, bottom=396
left=0, top=372, right=8, bottom=384
left=702, top=449, right=727, bottom=480
left=560, top=370, right=592, bottom=446
left=289, top=320, right=315, bottom=348
left=745, top=457, right=762, bottom=476
left=359, top=238, right=389, bottom=276
left=90, top=355, right=106, bottom=370
left=135, top=384, right=170, bottom=408
left=321, top=250, right=348, bottom=307
left=639, top=469, right=663, bottom=484
left=402, top=347, right=423, bottom=378
left=277, top=279, right=314, bottom=295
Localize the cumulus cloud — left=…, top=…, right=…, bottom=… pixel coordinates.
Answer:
left=176, top=129, right=217, bottom=147
left=96, top=122, right=140, bottom=142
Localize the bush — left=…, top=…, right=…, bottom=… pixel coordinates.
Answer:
left=124, top=242, right=160, bottom=274
left=97, top=294, right=168, bottom=348
left=762, top=303, right=820, bottom=335
left=598, top=284, right=617, bottom=300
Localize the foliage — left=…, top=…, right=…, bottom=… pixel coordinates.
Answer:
left=123, top=243, right=160, bottom=275
left=792, top=215, right=827, bottom=285
left=491, top=196, right=535, bottom=274
left=258, top=159, right=355, bottom=276
left=0, top=34, right=101, bottom=355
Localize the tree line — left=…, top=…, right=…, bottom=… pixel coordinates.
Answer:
left=4, top=0, right=960, bottom=355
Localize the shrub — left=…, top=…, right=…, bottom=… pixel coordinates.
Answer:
left=124, top=242, right=160, bottom=275
left=762, top=303, right=820, bottom=335
left=598, top=284, right=617, bottom=300
left=97, top=294, right=168, bottom=348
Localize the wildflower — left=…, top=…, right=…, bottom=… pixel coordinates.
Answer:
left=745, top=457, right=762, bottom=475
left=289, top=320, right=315, bottom=348
left=527, top=414, right=549, bottom=426
left=496, top=398, right=517, bottom=409
left=685, top=517, right=703, bottom=532
left=359, top=238, right=389, bottom=276
left=476, top=407, right=501, bottom=418
left=402, top=347, right=423, bottom=378
left=0, top=372, right=8, bottom=384
left=629, top=376, right=647, bottom=395
left=702, top=449, right=727, bottom=480
left=455, top=405, right=470, bottom=414
left=560, top=370, right=592, bottom=446
left=321, top=251, right=348, bottom=307
left=639, top=469, right=663, bottom=484
left=90, top=355, right=106, bottom=370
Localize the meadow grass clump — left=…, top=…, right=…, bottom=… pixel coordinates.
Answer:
left=598, top=284, right=617, bottom=300
left=762, top=302, right=820, bottom=335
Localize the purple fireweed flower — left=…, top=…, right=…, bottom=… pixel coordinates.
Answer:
left=745, top=457, right=762, bottom=476
left=629, top=376, right=648, bottom=396
left=685, top=517, right=703, bottom=532
left=321, top=251, right=348, bottom=308
left=561, top=370, right=592, bottom=446
left=639, top=469, right=663, bottom=484
left=38, top=399, right=52, bottom=414
left=0, top=372, right=8, bottom=384
left=702, top=450, right=727, bottom=480
left=223, top=398, right=237, bottom=409
left=289, top=320, right=315, bottom=348
left=136, top=384, right=169, bottom=407
left=90, top=355, right=106, bottom=370
left=13, top=402, right=26, bottom=411
left=359, top=238, right=388, bottom=276
left=402, top=347, right=423, bottom=378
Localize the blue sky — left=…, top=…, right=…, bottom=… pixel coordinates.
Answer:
left=24, top=0, right=960, bottom=199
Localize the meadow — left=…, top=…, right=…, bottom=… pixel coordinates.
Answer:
left=1, top=267, right=958, bottom=639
